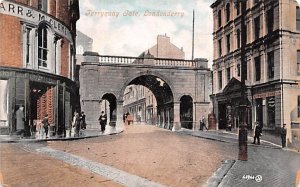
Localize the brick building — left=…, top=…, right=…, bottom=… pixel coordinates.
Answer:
left=210, top=0, right=300, bottom=141
left=0, top=0, right=80, bottom=136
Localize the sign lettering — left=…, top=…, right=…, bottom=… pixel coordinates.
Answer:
left=0, top=1, right=72, bottom=42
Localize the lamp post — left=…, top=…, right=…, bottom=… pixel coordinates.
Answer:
left=236, top=0, right=248, bottom=161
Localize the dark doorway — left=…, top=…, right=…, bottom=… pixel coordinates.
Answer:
left=180, top=95, right=193, bottom=129
left=102, top=93, right=117, bottom=126
left=218, top=103, right=227, bottom=129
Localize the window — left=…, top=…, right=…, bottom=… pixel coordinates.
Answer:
left=298, top=96, right=300, bottom=117
left=38, top=24, right=48, bottom=68
left=297, top=7, right=300, bottom=31
left=266, top=9, right=274, bottom=34
left=226, top=34, right=231, bottom=53
left=254, top=56, right=261, bottom=81
left=227, top=67, right=231, bottom=82
left=267, top=52, right=274, bottom=78
left=218, top=10, right=222, bottom=27
left=236, top=2, right=240, bottom=16
left=254, top=0, right=260, bottom=4
left=254, top=16, right=260, bottom=40
left=237, top=63, right=241, bottom=77
left=226, top=3, right=230, bottom=22
left=218, top=39, right=222, bottom=57
left=236, top=29, right=241, bottom=48
left=26, top=28, right=31, bottom=65
left=38, top=0, right=48, bottom=12
left=297, top=50, right=300, bottom=64
left=218, top=71, right=222, bottom=90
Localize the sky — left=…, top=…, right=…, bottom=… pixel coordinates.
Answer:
left=77, top=0, right=215, bottom=63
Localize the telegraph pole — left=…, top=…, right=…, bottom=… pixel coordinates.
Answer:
left=238, top=0, right=248, bottom=161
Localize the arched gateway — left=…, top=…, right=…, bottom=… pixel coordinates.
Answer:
left=79, top=53, right=211, bottom=131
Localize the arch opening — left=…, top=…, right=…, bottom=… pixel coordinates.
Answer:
left=180, top=95, right=193, bottom=129
left=101, top=93, right=117, bottom=126
left=122, top=74, right=174, bottom=129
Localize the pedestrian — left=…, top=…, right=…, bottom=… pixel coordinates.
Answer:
left=252, top=122, right=262, bottom=145
left=280, top=124, right=287, bottom=148
left=16, top=105, right=25, bottom=138
left=99, top=111, right=107, bottom=134
left=74, top=112, right=81, bottom=137
left=80, top=111, right=86, bottom=130
left=42, top=114, right=49, bottom=138
left=227, top=115, right=232, bottom=131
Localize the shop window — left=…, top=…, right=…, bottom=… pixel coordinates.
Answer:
left=297, top=7, right=300, bottom=31
left=218, top=70, right=222, bottom=90
left=254, top=56, right=261, bottom=81
left=266, top=9, right=274, bottom=34
left=218, top=39, right=222, bottom=57
left=218, top=9, right=222, bottom=27
left=267, top=51, right=274, bottom=78
left=226, top=34, right=231, bottom=53
left=255, top=98, right=263, bottom=125
left=38, top=0, right=48, bottom=12
left=226, top=3, right=230, bottom=22
left=254, top=16, right=260, bottom=40
left=236, top=29, right=241, bottom=48
left=267, top=97, right=275, bottom=128
left=38, top=24, right=49, bottom=68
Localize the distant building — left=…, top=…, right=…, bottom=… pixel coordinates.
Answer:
left=0, top=0, right=80, bottom=135
left=210, top=0, right=300, bottom=141
left=146, top=34, right=185, bottom=59
left=76, top=30, right=93, bottom=65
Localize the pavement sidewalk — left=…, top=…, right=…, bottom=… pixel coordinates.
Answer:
left=0, top=125, right=123, bottom=143
left=177, top=129, right=300, bottom=187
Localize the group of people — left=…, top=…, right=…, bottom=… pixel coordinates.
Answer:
left=72, top=111, right=86, bottom=137
left=252, top=122, right=287, bottom=148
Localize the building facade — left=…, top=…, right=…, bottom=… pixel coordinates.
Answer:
left=0, top=0, right=80, bottom=135
left=210, top=0, right=300, bottom=141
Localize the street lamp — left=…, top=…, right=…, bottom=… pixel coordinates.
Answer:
left=235, top=0, right=248, bottom=161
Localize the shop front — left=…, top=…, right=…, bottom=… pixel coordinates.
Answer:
left=0, top=67, right=78, bottom=136
left=212, top=78, right=252, bottom=130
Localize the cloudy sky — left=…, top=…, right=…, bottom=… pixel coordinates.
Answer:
left=77, top=0, right=214, bottom=63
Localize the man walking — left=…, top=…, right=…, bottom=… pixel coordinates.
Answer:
left=252, top=122, right=262, bottom=145
left=99, top=111, right=107, bottom=134
left=280, top=124, right=287, bottom=148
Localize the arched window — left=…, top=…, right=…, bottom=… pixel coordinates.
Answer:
left=226, top=3, right=230, bottom=22
left=38, top=24, right=49, bottom=68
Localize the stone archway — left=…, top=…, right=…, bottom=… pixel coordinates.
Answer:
left=101, top=93, right=117, bottom=126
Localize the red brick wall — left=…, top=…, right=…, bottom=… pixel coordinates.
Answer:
left=0, top=14, right=22, bottom=67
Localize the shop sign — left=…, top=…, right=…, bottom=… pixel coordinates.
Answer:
left=253, top=90, right=281, bottom=99
left=0, top=71, right=14, bottom=78
left=27, top=74, right=56, bottom=84
left=0, top=1, right=72, bottom=42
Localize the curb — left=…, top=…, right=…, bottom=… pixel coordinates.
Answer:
left=0, top=130, right=124, bottom=143
left=204, top=160, right=235, bottom=187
